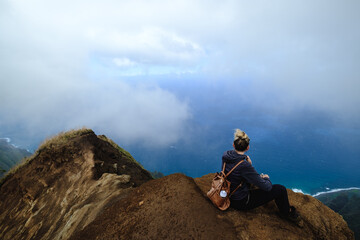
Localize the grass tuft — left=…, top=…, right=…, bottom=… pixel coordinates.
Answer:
left=97, top=135, right=145, bottom=169
left=38, top=128, right=94, bottom=151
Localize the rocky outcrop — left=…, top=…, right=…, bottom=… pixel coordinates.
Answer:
left=0, top=129, right=152, bottom=240
left=0, top=129, right=354, bottom=240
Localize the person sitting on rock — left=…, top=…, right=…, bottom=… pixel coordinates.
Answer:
left=222, top=129, right=301, bottom=223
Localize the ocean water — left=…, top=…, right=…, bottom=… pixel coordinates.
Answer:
left=127, top=122, right=360, bottom=196
left=123, top=78, right=360, bottom=196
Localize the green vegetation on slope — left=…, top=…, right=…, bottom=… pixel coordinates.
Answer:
left=0, top=139, right=31, bottom=178
left=37, top=128, right=94, bottom=151
left=97, top=134, right=146, bottom=169
left=316, top=189, right=360, bottom=239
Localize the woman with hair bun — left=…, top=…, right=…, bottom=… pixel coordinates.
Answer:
left=222, top=129, right=301, bottom=223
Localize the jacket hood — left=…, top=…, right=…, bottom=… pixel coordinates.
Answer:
left=223, top=150, right=247, bottom=164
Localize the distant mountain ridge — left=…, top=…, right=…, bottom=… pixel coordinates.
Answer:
left=316, top=189, right=360, bottom=240
left=0, top=129, right=354, bottom=239
left=0, top=138, right=32, bottom=177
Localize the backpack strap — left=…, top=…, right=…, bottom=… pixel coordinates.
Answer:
left=229, top=181, right=243, bottom=197
left=221, top=162, right=226, bottom=174
left=223, top=159, right=245, bottom=197
left=225, top=160, right=244, bottom=178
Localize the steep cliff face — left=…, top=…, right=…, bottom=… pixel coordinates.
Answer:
left=0, top=129, right=354, bottom=240
left=0, top=129, right=152, bottom=240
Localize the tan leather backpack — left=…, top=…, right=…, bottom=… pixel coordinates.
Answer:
left=207, top=160, right=244, bottom=210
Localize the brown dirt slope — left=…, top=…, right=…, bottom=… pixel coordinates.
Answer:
left=73, top=172, right=354, bottom=240
left=71, top=173, right=238, bottom=240
left=0, top=129, right=152, bottom=240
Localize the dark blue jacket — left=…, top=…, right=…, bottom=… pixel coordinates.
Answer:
left=222, top=150, right=272, bottom=200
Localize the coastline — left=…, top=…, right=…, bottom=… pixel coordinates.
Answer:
left=292, top=187, right=360, bottom=197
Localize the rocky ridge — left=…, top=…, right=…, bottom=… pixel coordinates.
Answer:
left=0, top=129, right=152, bottom=240
left=0, top=129, right=354, bottom=240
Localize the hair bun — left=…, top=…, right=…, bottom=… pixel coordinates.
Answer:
left=233, top=129, right=250, bottom=151
left=234, top=129, right=247, bottom=141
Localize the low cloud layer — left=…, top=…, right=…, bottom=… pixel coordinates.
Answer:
left=1, top=74, right=190, bottom=146
left=1, top=0, right=359, bottom=147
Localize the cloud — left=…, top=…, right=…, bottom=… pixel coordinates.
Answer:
left=0, top=75, right=190, bottom=146
left=113, top=58, right=137, bottom=68
left=97, top=27, right=204, bottom=76
left=195, top=0, right=360, bottom=120
left=0, top=0, right=359, bottom=147
left=0, top=0, right=197, bottom=146
left=100, top=27, right=204, bottom=65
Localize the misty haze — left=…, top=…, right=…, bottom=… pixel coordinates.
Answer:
left=1, top=0, right=359, bottom=196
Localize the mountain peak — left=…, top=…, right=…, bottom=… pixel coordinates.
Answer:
left=0, top=129, right=152, bottom=240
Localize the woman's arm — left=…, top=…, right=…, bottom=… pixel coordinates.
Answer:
left=246, top=155, right=252, bottom=165
left=241, top=163, right=272, bottom=191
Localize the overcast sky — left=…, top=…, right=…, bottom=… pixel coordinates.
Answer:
left=0, top=0, right=359, bottom=147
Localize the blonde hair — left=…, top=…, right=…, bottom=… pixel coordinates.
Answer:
left=233, top=129, right=250, bottom=151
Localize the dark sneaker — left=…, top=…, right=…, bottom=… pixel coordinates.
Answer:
left=288, top=207, right=300, bottom=221
left=280, top=206, right=304, bottom=228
